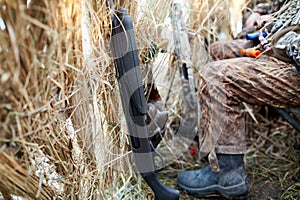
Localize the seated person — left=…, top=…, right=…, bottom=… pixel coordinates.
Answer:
left=177, top=0, right=300, bottom=198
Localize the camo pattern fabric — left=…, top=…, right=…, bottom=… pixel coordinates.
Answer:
left=269, top=0, right=300, bottom=34
left=171, top=2, right=198, bottom=112
left=198, top=39, right=300, bottom=167
left=267, top=0, right=300, bottom=65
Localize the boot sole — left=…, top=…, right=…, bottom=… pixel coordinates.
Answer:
left=178, top=175, right=250, bottom=198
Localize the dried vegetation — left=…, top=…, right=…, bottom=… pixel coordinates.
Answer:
left=0, top=0, right=299, bottom=199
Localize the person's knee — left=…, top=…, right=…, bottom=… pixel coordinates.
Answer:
left=200, top=60, right=224, bottom=79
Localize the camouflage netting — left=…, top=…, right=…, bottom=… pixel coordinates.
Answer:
left=1, top=0, right=298, bottom=199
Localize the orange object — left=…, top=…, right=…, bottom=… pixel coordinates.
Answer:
left=240, top=48, right=261, bottom=58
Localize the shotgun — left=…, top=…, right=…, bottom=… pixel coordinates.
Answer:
left=170, top=2, right=198, bottom=140
left=110, top=5, right=180, bottom=200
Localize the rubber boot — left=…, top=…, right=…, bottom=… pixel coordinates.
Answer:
left=177, top=154, right=250, bottom=198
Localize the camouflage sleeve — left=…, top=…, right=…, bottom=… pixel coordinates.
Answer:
left=271, top=26, right=300, bottom=64
left=209, top=39, right=255, bottom=60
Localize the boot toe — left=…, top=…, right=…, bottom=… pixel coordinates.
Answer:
left=177, top=166, right=250, bottom=198
left=177, top=170, right=200, bottom=189
left=177, top=166, right=219, bottom=195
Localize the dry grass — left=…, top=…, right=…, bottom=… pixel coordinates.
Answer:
left=245, top=106, right=300, bottom=200
left=1, top=0, right=298, bottom=199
